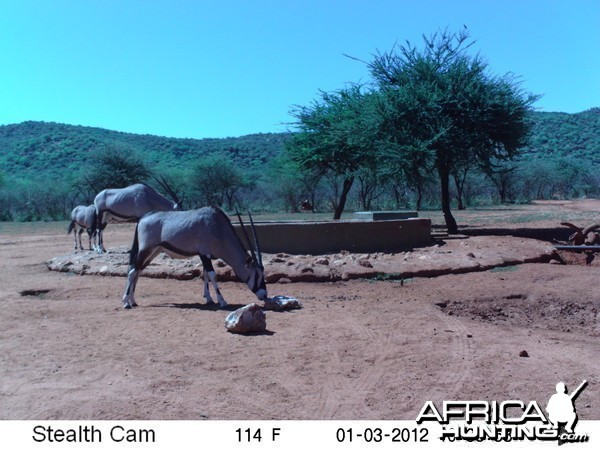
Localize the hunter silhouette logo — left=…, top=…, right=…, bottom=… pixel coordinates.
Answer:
left=546, top=380, right=588, bottom=443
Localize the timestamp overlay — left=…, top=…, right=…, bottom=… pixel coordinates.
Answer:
left=1, top=420, right=597, bottom=450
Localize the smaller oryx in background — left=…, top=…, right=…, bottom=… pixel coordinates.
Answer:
left=94, top=177, right=182, bottom=253
left=67, top=205, right=98, bottom=251
left=122, top=206, right=267, bottom=309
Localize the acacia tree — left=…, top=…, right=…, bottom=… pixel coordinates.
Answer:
left=267, top=156, right=304, bottom=212
left=370, top=29, right=538, bottom=233
left=267, top=156, right=324, bottom=212
left=356, top=163, right=386, bottom=210
left=288, top=85, right=381, bottom=219
left=191, top=153, right=246, bottom=210
left=484, top=160, right=519, bottom=203
left=74, top=147, right=150, bottom=203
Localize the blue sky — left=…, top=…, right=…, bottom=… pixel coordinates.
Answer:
left=1, top=0, right=598, bottom=139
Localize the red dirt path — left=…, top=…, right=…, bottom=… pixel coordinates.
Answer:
left=0, top=200, right=598, bottom=420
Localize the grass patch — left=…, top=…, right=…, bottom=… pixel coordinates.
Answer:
left=489, top=265, right=520, bottom=273
left=366, top=273, right=412, bottom=283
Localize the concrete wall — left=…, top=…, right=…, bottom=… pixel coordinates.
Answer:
left=354, top=211, right=418, bottom=220
left=234, top=218, right=431, bottom=255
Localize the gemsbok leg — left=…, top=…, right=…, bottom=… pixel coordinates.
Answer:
left=70, top=224, right=79, bottom=250
left=123, top=245, right=162, bottom=309
left=87, top=228, right=95, bottom=251
left=77, top=227, right=85, bottom=250
left=199, top=255, right=227, bottom=307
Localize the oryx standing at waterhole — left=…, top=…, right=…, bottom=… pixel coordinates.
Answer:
left=122, top=206, right=267, bottom=309
left=67, top=205, right=98, bottom=251
left=94, top=178, right=182, bottom=253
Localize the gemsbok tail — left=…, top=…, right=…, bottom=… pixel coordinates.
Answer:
left=67, top=220, right=76, bottom=235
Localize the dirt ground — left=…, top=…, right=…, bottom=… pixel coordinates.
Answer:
left=0, top=200, right=598, bottom=420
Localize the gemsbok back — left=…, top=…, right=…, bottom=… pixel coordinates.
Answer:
left=94, top=178, right=182, bottom=253
left=122, top=206, right=267, bottom=309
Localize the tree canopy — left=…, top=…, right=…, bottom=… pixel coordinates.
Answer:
left=288, top=85, right=381, bottom=219
left=369, top=29, right=539, bottom=232
left=190, top=153, right=246, bottom=210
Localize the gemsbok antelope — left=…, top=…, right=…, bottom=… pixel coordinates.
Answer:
left=94, top=178, right=182, bottom=253
left=67, top=205, right=97, bottom=251
left=122, top=206, right=267, bottom=309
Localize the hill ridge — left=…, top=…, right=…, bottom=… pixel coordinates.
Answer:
left=0, top=120, right=291, bottom=178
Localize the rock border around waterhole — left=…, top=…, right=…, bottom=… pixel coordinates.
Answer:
left=46, top=236, right=558, bottom=283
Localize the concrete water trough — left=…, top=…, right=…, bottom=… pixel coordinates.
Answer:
left=353, top=210, right=419, bottom=221
left=234, top=217, right=431, bottom=255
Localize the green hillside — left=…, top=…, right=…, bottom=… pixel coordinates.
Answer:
left=0, top=108, right=598, bottom=221
left=523, top=108, right=600, bottom=164
left=1, top=109, right=599, bottom=180
left=0, top=121, right=290, bottom=179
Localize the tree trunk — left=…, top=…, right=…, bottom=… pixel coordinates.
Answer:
left=453, top=171, right=466, bottom=210
left=309, top=191, right=317, bottom=213
left=333, top=177, right=354, bottom=220
left=286, top=191, right=299, bottom=213
left=392, top=184, right=404, bottom=209
left=415, top=182, right=423, bottom=211
left=438, top=165, right=458, bottom=234
left=499, top=179, right=507, bottom=204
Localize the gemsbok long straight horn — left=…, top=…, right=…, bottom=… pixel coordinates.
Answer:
left=247, top=210, right=263, bottom=267
left=122, top=206, right=268, bottom=309
left=235, top=209, right=263, bottom=268
left=153, top=175, right=183, bottom=209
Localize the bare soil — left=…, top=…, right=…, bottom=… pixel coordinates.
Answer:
left=0, top=200, right=598, bottom=420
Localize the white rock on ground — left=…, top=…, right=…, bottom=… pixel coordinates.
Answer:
left=225, top=303, right=266, bottom=333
